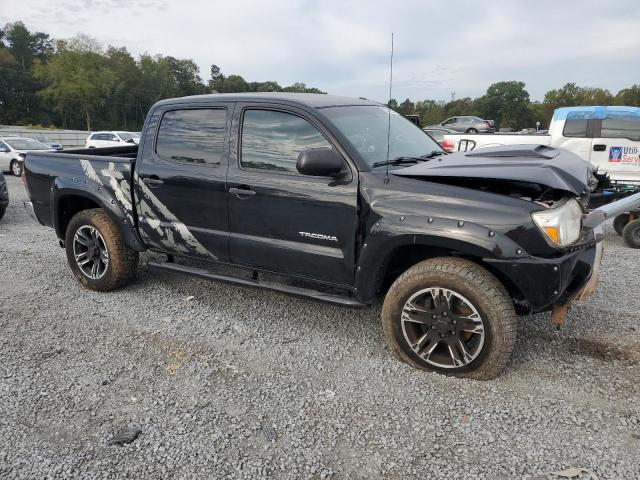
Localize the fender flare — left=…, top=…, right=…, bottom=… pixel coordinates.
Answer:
left=51, top=177, right=145, bottom=251
left=353, top=214, right=528, bottom=302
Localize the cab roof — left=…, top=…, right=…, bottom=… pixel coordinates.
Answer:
left=153, top=92, right=381, bottom=109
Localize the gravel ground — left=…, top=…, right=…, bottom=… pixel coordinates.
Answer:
left=0, top=174, right=639, bottom=480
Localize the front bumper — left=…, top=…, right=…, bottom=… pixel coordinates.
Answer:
left=485, top=231, right=601, bottom=313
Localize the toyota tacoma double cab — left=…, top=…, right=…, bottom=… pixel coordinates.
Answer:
left=22, top=93, right=640, bottom=379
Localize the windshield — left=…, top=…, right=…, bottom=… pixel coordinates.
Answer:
left=322, top=105, right=443, bottom=168
left=116, top=132, right=136, bottom=141
left=5, top=138, right=51, bottom=150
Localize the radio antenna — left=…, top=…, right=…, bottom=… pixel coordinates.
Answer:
left=385, top=33, right=394, bottom=184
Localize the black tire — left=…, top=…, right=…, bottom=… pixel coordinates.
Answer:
left=622, top=219, right=640, bottom=249
left=466, top=128, right=478, bottom=134
left=10, top=160, right=22, bottom=176
left=613, top=214, right=631, bottom=236
left=65, top=208, right=138, bottom=291
left=0, top=206, right=5, bottom=221
left=381, top=257, right=517, bottom=380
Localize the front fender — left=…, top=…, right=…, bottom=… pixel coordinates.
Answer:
left=354, top=214, right=528, bottom=302
left=51, top=177, right=145, bottom=251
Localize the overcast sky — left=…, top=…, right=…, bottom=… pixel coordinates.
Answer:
left=1, top=0, right=638, bottom=103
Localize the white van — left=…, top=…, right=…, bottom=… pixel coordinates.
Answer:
left=445, top=106, right=640, bottom=182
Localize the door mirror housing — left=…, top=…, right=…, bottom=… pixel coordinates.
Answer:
left=297, top=148, right=345, bottom=177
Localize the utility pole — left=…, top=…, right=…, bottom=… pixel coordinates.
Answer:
left=450, top=91, right=456, bottom=102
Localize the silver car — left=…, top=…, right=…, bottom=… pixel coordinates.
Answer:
left=428, top=116, right=496, bottom=133
left=0, top=137, right=53, bottom=176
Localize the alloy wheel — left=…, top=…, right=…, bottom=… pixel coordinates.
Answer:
left=73, top=225, right=109, bottom=279
left=401, top=287, right=485, bottom=369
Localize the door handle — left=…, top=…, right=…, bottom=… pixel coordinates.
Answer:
left=229, top=187, right=256, bottom=197
left=593, top=144, right=607, bottom=152
left=142, top=175, right=164, bottom=187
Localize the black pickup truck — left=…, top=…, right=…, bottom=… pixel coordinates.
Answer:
left=22, top=93, right=640, bottom=379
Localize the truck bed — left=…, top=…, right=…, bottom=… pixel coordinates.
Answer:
left=24, top=145, right=137, bottom=231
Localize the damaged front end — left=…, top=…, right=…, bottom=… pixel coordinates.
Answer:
left=391, top=145, right=640, bottom=326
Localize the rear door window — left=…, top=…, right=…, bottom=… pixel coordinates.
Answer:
left=156, top=108, right=227, bottom=165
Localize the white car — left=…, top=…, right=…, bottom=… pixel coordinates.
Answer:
left=85, top=131, right=140, bottom=149
left=0, top=137, right=53, bottom=176
left=444, top=106, right=640, bottom=182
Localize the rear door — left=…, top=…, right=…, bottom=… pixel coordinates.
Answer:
left=226, top=103, right=359, bottom=286
left=135, top=104, right=232, bottom=261
left=590, top=112, right=640, bottom=181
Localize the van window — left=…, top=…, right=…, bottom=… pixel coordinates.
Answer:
left=156, top=109, right=227, bottom=165
left=601, top=113, right=640, bottom=140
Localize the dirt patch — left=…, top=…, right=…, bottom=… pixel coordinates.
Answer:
left=563, top=336, right=639, bottom=365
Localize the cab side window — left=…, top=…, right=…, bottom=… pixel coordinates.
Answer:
left=156, top=108, right=227, bottom=165
left=240, top=109, right=332, bottom=174
left=563, top=119, right=589, bottom=138
left=601, top=113, right=640, bottom=140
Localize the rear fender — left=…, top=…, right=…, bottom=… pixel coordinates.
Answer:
left=52, top=177, right=144, bottom=251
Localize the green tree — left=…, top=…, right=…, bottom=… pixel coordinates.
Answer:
left=282, top=82, right=325, bottom=93
left=415, top=100, right=445, bottom=126
left=208, top=64, right=224, bottom=92
left=615, top=85, right=640, bottom=106
left=221, top=74, right=248, bottom=93
left=35, top=37, right=115, bottom=130
left=398, top=98, right=415, bottom=115
left=475, top=81, right=532, bottom=130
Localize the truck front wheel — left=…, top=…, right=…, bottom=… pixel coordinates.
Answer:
left=65, top=208, right=138, bottom=291
left=381, top=257, right=517, bottom=380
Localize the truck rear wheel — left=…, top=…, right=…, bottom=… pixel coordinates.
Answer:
left=622, top=219, right=640, bottom=249
left=65, top=208, right=138, bottom=291
left=381, top=257, right=517, bottom=380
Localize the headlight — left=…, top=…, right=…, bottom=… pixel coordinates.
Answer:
left=532, top=199, right=583, bottom=247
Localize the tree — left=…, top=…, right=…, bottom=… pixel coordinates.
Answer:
left=398, top=98, right=415, bottom=115
left=208, top=64, right=224, bottom=92
left=387, top=98, right=399, bottom=111
left=615, top=85, right=640, bottom=106
left=221, top=74, right=248, bottom=93
left=166, top=56, right=205, bottom=97
left=35, top=38, right=115, bottom=130
left=475, top=81, right=531, bottom=130
left=415, top=99, right=445, bottom=126
left=282, top=82, right=325, bottom=93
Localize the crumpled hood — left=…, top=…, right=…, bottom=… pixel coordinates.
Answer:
left=392, top=145, right=592, bottom=196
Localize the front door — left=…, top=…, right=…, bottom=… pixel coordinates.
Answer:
left=590, top=111, right=640, bottom=182
left=226, top=104, right=359, bottom=286
left=134, top=104, right=232, bottom=262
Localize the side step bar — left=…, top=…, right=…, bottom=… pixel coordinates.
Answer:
left=147, top=260, right=367, bottom=308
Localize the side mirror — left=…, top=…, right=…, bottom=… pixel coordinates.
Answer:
left=296, top=148, right=345, bottom=177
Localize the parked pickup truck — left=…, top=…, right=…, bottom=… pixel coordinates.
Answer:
left=445, top=106, right=640, bottom=183
left=22, top=93, right=640, bottom=379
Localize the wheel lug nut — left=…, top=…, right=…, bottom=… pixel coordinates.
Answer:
left=432, top=314, right=437, bottom=319
left=431, top=325, right=436, bottom=329
left=440, top=333, right=445, bottom=338
left=452, top=320, right=456, bottom=324
left=443, top=312, right=447, bottom=317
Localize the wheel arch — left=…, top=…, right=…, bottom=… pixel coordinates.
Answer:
left=51, top=181, right=144, bottom=251
left=354, top=231, right=527, bottom=311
